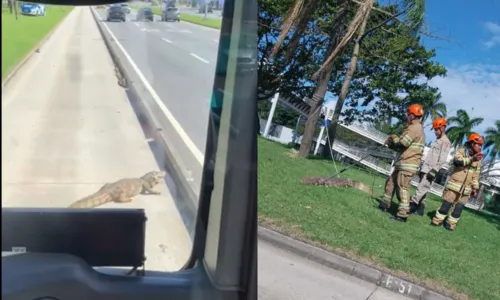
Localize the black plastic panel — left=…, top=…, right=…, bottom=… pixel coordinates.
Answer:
left=2, top=208, right=146, bottom=267
left=1, top=253, right=216, bottom=300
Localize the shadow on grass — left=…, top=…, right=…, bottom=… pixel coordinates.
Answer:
left=424, top=203, right=500, bottom=230
left=467, top=208, right=500, bottom=226
left=371, top=197, right=401, bottom=217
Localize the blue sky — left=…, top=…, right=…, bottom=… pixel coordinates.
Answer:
left=422, top=0, right=500, bottom=139
left=325, top=0, right=500, bottom=141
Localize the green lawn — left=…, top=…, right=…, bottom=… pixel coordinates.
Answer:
left=2, top=6, right=73, bottom=79
left=258, top=137, right=500, bottom=300
left=178, top=14, right=221, bottom=29
left=129, top=4, right=221, bottom=29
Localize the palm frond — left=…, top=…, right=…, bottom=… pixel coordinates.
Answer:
left=401, top=0, right=426, bottom=32
left=312, top=0, right=373, bottom=80
left=270, top=0, right=306, bottom=58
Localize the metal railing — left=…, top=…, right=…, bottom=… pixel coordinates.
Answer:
left=339, top=123, right=389, bottom=145
left=331, top=141, right=393, bottom=175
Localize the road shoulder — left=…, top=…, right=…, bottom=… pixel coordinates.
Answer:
left=1, top=7, right=191, bottom=272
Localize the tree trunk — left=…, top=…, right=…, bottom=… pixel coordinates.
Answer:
left=14, top=0, right=18, bottom=20
left=298, top=0, right=349, bottom=158
left=298, top=66, right=333, bottom=157
left=326, top=6, right=370, bottom=149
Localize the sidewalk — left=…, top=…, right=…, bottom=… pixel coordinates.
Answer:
left=1, top=7, right=191, bottom=272
left=259, top=238, right=414, bottom=300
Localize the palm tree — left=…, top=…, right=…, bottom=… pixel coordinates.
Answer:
left=421, top=95, right=447, bottom=123
left=484, top=120, right=500, bottom=159
left=270, top=0, right=427, bottom=158
left=445, top=109, right=484, bottom=147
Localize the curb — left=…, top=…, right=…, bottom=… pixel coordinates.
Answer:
left=258, top=226, right=452, bottom=300
left=89, top=7, right=199, bottom=226
left=2, top=8, right=73, bottom=89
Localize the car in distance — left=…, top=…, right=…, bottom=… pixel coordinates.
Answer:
left=161, top=7, right=180, bottom=22
left=20, top=2, right=46, bottom=16
left=106, top=5, right=126, bottom=22
left=198, top=2, right=213, bottom=13
left=120, top=3, right=131, bottom=14
left=136, top=7, right=154, bottom=21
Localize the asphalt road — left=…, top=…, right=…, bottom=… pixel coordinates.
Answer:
left=95, top=7, right=219, bottom=187
left=1, top=7, right=191, bottom=272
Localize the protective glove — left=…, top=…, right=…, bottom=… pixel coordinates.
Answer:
left=426, top=169, right=437, bottom=181
left=471, top=189, right=478, bottom=198
left=472, top=152, right=484, bottom=162
left=385, top=136, right=393, bottom=147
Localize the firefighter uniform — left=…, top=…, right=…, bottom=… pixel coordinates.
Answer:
left=410, top=134, right=451, bottom=210
left=380, top=118, right=425, bottom=219
left=432, top=135, right=483, bottom=231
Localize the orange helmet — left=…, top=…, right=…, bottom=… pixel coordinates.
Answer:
left=467, top=133, right=484, bottom=145
left=408, top=104, right=424, bottom=117
left=432, top=117, right=447, bottom=129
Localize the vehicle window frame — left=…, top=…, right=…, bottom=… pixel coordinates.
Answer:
left=194, top=0, right=258, bottom=291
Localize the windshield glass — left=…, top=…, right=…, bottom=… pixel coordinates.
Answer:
left=2, top=0, right=227, bottom=274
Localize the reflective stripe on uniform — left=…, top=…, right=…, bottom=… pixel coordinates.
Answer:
left=447, top=215, right=459, bottom=225
left=434, top=210, right=447, bottom=221
left=400, top=135, right=413, bottom=147
left=395, top=163, right=419, bottom=172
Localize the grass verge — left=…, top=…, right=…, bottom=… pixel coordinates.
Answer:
left=178, top=14, right=221, bottom=29
left=258, top=137, right=500, bottom=300
left=2, top=6, right=73, bottom=79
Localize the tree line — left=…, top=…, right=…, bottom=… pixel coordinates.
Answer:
left=257, top=0, right=500, bottom=165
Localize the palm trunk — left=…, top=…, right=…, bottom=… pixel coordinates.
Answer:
left=326, top=7, right=370, bottom=149
left=298, top=0, right=349, bottom=158
left=298, top=64, right=334, bottom=157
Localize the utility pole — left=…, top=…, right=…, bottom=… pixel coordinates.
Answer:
left=204, top=0, right=207, bottom=19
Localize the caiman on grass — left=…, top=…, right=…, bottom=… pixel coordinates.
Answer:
left=300, top=177, right=373, bottom=194
left=68, top=171, right=166, bottom=208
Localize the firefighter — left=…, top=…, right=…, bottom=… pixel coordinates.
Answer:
left=378, top=104, right=426, bottom=223
left=409, top=117, right=451, bottom=216
left=431, top=133, right=484, bottom=231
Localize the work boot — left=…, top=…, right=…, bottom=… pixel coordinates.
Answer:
left=431, top=216, right=442, bottom=226
left=415, top=204, right=425, bottom=216
left=409, top=202, right=418, bottom=214
left=378, top=202, right=390, bottom=212
left=444, top=220, right=456, bottom=231
left=390, top=215, right=407, bottom=223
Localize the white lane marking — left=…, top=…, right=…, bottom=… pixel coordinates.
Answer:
left=179, top=29, right=192, bottom=33
left=212, top=39, right=218, bottom=43
left=92, top=8, right=204, bottom=165
left=134, top=22, right=140, bottom=27
left=190, top=53, right=209, bottom=64
left=162, top=38, right=172, bottom=44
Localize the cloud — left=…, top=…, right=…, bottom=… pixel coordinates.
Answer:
left=429, top=63, right=500, bottom=134
left=483, top=21, right=500, bottom=48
